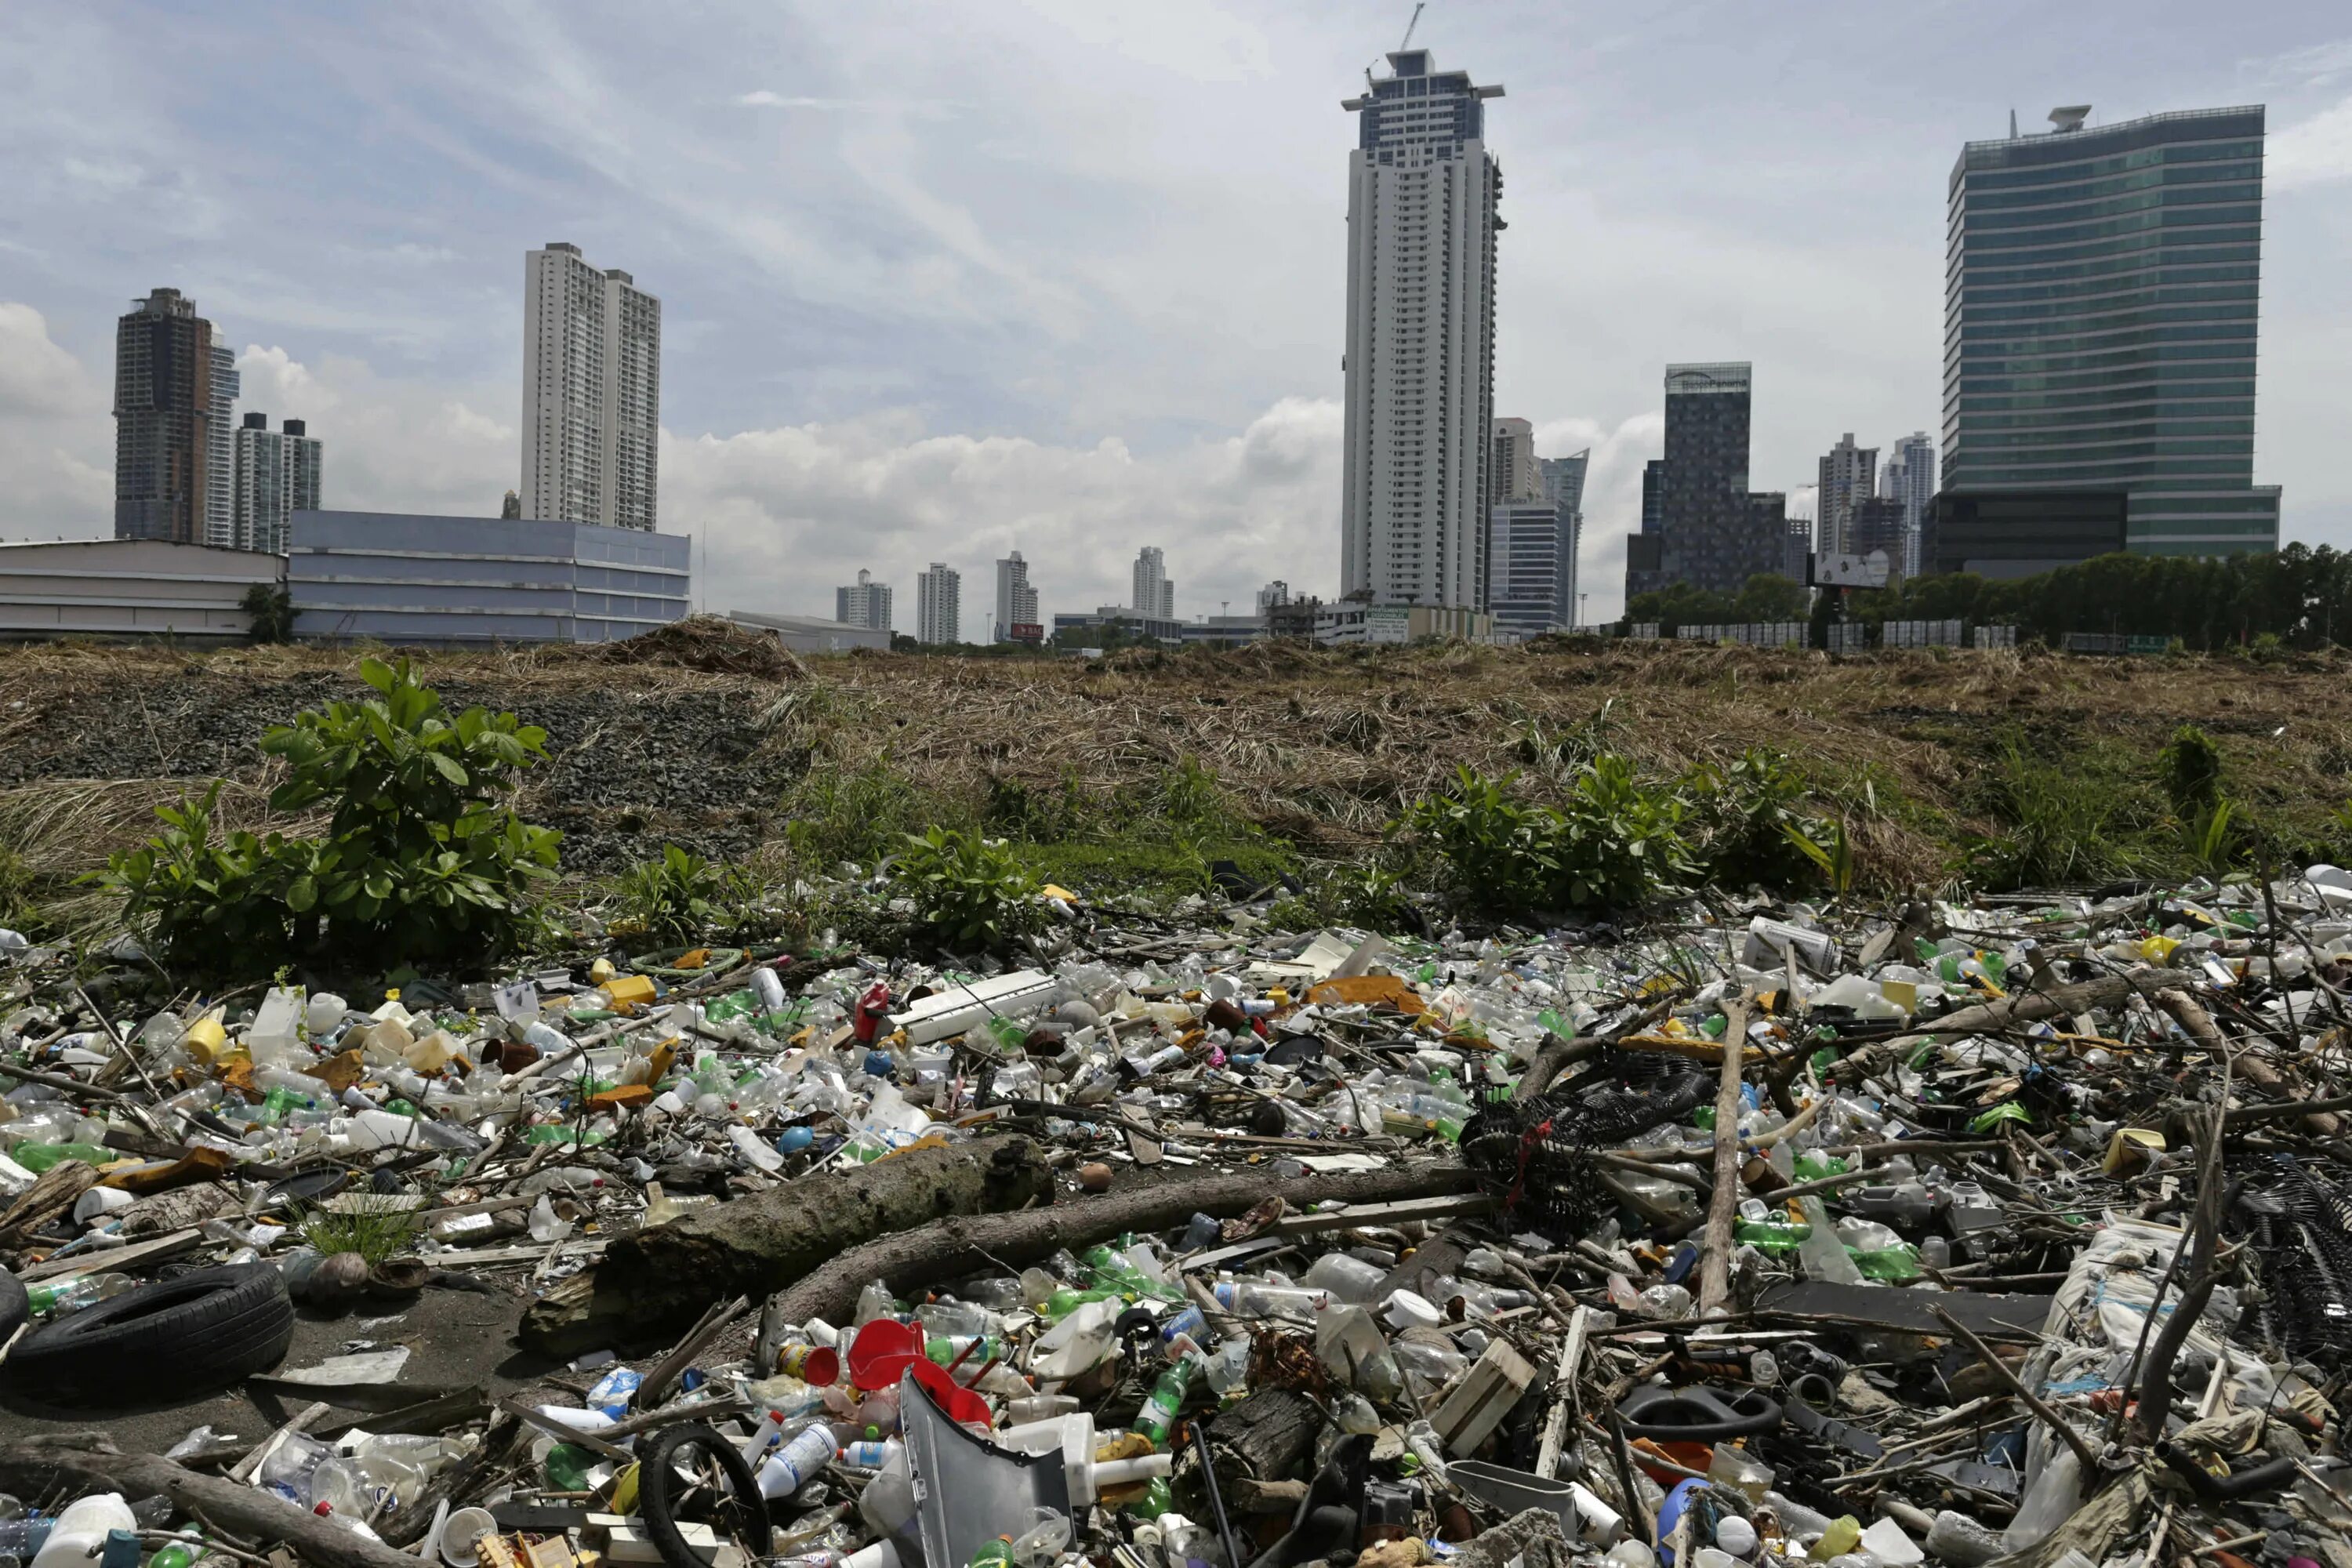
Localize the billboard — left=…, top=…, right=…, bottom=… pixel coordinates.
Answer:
left=1364, top=607, right=1411, bottom=645
left=1813, top=550, right=1891, bottom=589
left=1006, top=622, right=1044, bottom=644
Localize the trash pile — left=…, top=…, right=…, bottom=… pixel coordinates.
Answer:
left=7, top=864, right=2352, bottom=1568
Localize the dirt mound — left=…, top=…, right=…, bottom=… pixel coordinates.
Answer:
left=568, top=615, right=808, bottom=681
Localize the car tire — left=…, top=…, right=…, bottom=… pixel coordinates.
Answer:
left=7, top=1263, right=293, bottom=1403
left=0, top=1268, right=25, bottom=1341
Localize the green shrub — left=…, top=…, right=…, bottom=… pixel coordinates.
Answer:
left=610, top=844, right=757, bottom=946
left=887, top=826, right=1040, bottom=950
left=1687, top=748, right=1827, bottom=890
left=2158, top=724, right=2225, bottom=817
left=1399, top=760, right=1693, bottom=916
left=784, top=757, right=954, bottom=870
left=1965, top=742, right=2151, bottom=891
left=241, top=583, right=293, bottom=644
left=100, top=658, right=560, bottom=970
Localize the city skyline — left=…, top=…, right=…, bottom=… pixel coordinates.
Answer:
left=5, top=5, right=2350, bottom=619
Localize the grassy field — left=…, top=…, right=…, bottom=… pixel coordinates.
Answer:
left=4, top=630, right=2350, bottom=938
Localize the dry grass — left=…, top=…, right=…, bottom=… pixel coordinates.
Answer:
left=5, top=634, right=2351, bottom=911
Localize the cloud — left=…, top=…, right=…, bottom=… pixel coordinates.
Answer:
left=1530, top=411, right=1663, bottom=623
left=2271, top=96, right=2352, bottom=189
left=668, top=397, right=1345, bottom=633
left=735, top=90, right=945, bottom=115
left=231, top=343, right=517, bottom=519
left=0, top=303, right=111, bottom=538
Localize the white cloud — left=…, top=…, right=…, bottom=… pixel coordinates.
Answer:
left=232, top=343, right=517, bottom=519
left=0, top=303, right=111, bottom=538
left=667, top=396, right=1345, bottom=633
left=2271, top=96, right=2352, bottom=188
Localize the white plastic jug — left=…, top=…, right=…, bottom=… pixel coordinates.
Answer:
left=31, top=1493, right=134, bottom=1568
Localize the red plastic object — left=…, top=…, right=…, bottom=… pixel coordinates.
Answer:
left=849, top=1319, right=924, bottom=1390
left=910, top=1356, right=993, bottom=1428
left=852, top=981, right=892, bottom=1044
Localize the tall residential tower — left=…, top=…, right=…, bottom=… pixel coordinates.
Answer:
left=1131, top=546, right=1174, bottom=619
left=1943, top=105, right=2278, bottom=559
left=522, top=243, right=662, bottom=530
left=995, top=550, right=1040, bottom=642
left=837, top=569, right=892, bottom=632
left=916, top=564, right=961, bottom=647
left=231, top=413, right=324, bottom=556
left=1339, top=49, right=1504, bottom=610
left=113, top=289, right=220, bottom=546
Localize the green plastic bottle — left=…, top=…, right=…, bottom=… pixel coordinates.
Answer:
left=1849, top=1243, right=1922, bottom=1282
left=1133, top=1356, right=1196, bottom=1448
left=15, top=1142, right=110, bottom=1173
left=1732, top=1218, right=1812, bottom=1256
left=150, top=1535, right=205, bottom=1568
left=968, top=1536, right=1016, bottom=1568
left=544, top=1443, right=593, bottom=1491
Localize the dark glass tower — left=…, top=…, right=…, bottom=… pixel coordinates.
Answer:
left=1944, top=106, right=2279, bottom=557
left=1660, top=362, right=1762, bottom=593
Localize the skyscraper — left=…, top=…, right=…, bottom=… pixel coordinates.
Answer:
left=232, top=412, right=324, bottom=555
left=1944, top=105, right=2279, bottom=558
left=522, top=242, right=662, bottom=530
left=1624, top=459, right=1669, bottom=604
left=1491, top=418, right=1539, bottom=505
left=1879, top=431, right=1936, bottom=576
left=995, top=550, right=1040, bottom=643
left=1256, top=580, right=1291, bottom=616
left=205, top=343, right=239, bottom=549
left=836, top=568, right=892, bottom=632
left=1131, top=546, right=1174, bottom=619
left=1816, top=433, right=1878, bottom=558
left=1339, top=49, right=1504, bottom=610
left=1651, top=362, right=1762, bottom=596
left=113, top=289, right=220, bottom=545
left=916, top=563, right=961, bottom=647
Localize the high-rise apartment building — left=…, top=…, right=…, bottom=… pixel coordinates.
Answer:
left=836, top=568, right=892, bottom=632
left=1816, top=433, right=1878, bottom=559
left=1849, top=497, right=1909, bottom=566
left=114, top=289, right=220, bottom=545
left=994, top=550, right=1040, bottom=642
left=1879, top=431, right=1936, bottom=577
left=1490, top=439, right=1586, bottom=641
left=1491, top=418, right=1540, bottom=505
left=522, top=242, right=662, bottom=531
left=205, top=343, right=240, bottom=549
left=1636, top=362, right=1763, bottom=597
left=1256, top=580, right=1291, bottom=615
left=1340, top=49, right=1505, bottom=610
left=916, top=563, right=961, bottom=647
left=1944, top=105, right=2279, bottom=559
left=1131, top=546, right=1174, bottom=619
left=231, top=413, right=324, bottom=556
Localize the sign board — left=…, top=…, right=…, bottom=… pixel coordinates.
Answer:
left=1006, top=622, right=1044, bottom=644
left=1813, top=550, right=1891, bottom=589
left=1364, top=607, right=1411, bottom=645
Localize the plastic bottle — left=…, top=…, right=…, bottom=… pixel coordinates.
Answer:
left=1133, top=1356, right=1196, bottom=1448
left=1795, top=1197, right=1865, bottom=1285
left=147, top=1535, right=205, bottom=1568
left=756, top=1422, right=839, bottom=1501
left=1301, top=1252, right=1385, bottom=1304
left=1210, top=1279, right=1330, bottom=1323
left=27, top=1273, right=133, bottom=1317
left=246, top=988, right=305, bottom=1067
left=1924, top=1512, right=2003, bottom=1568
left=0, top=1519, right=55, bottom=1561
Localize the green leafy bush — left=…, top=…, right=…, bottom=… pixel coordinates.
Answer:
left=610, top=844, right=756, bottom=946
left=1965, top=742, right=2151, bottom=891
left=1687, top=748, right=1828, bottom=890
left=1399, top=760, right=1694, bottom=916
left=101, top=658, right=560, bottom=970
left=2158, top=724, right=2225, bottom=817
left=887, top=826, right=1040, bottom=950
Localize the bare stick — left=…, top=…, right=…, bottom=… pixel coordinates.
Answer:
left=1697, top=992, right=1753, bottom=1316
left=1930, top=1305, right=2098, bottom=1475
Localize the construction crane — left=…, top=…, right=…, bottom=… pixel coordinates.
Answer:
left=1400, top=2, right=1425, bottom=50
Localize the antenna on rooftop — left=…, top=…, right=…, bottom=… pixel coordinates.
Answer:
left=1400, top=2, right=1425, bottom=49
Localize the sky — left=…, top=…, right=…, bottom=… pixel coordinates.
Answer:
left=3, top=2, right=2350, bottom=626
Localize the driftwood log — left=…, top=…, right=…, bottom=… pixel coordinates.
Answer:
left=764, top=1159, right=1479, bottom=1328
left=521, top=1134, right=1052, bottom=1355
left=0, top=1433, right=423, bottom=1568
left=1208, top=1388, right=1323, bottom=1512
left=1828, top=966, right=2165, bottom=1088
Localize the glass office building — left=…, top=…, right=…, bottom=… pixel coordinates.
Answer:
left=1944, top=106, right=2280, bottom=557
